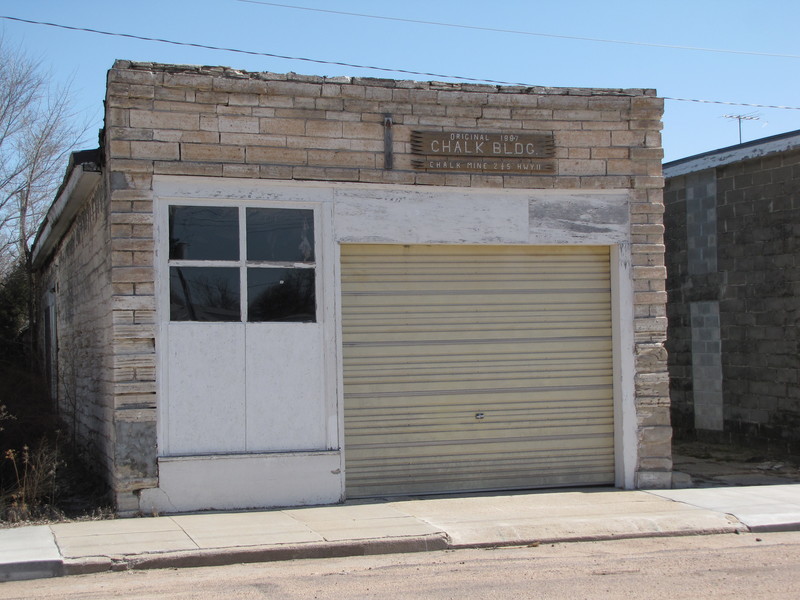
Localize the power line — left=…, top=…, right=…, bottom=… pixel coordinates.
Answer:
left=0, top=15, right=530, bottom=86
left=662, top=97, right=800, bottom=110
left=236, top=0, right=800, bottom=60
left=2, top=15, right=800, bottom=111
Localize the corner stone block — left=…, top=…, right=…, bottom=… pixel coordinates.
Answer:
left=635, top=470, right=673, bottom=489
left=635, top=372, right=670, bottom=398
left=114, top=419, right=157, bottom=480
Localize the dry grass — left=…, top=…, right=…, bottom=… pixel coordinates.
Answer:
left=0, top=365, right=113, bottom=527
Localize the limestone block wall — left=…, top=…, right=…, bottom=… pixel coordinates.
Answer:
left=37, top=180, right=116, bottom=483
left=98, top=60, right=669, bottom=508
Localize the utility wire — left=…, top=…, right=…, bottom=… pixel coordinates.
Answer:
left=0, top=15, right=529, bottom=86
left=236, top=0, right=800, bottom=60
left=2, top=15, right=799, bottom=111
left=662, top=97, right=800, bottom=110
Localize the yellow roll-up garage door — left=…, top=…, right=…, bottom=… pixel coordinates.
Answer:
left=341, top=244, right=614, bottom=497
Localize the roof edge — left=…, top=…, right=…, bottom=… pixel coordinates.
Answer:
left=663, top=129, right=800, bottom=177
left=31, top=149, right=102, bottom=271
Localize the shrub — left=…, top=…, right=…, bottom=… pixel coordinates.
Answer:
left=2, top=441, right=64, bottom=523
left=0, top=263, right=110, bottom=524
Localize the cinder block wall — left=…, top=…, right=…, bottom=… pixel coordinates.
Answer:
left=665, top=170, right=721, bottom=433
left=718, top=151, right=800, bottom=448
left=96, top=60, right=669, bottom=508
left=666, top=149, right=800, bottom=450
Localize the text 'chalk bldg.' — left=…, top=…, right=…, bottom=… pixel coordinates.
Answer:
left=32, top=61, right=670, bottom=514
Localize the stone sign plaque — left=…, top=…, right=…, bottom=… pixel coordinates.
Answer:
left=411, top=131, right=555, bottom=173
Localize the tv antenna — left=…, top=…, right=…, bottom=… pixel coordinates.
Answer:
left=722, top=112, right=760, bottom=144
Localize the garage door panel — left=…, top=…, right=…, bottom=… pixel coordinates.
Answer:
left=344, top=329, right=611, bottom=345
left=344, top=354, right=612, bottom=371
left=348, top=448, right=614, bottom=471
left=344, top=304, right=611, bottom=318
left=344, top=359, right=613, bottom=378
left=346, top=399, right=613, bottom=417
left=345, top=365, right=613, bottom=383
left=345, top=388, right=613, bottom=411
left=342, top=244, right=614, bottom=497
left=347, top=427, right=614, bottom=449
left=344, top=376, right=613, bottom=396
left=347, top=434, right=614, bottom=458
left=343, top=340, right=611, bottom=361
left=339, top=291, right=610, bottom=309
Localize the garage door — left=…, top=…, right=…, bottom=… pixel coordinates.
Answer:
left=341, top=244, right=614, bottom=497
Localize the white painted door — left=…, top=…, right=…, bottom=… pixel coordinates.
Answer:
left=161, top=202, right=327, bottom=456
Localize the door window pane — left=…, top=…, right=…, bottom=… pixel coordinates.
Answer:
left=170, top=267, right=240, bottom=321
left=247, top=268, right=315, bottom=322
left=169, top=206, right=239, bottom=260
left=246, top=208, right=314, bottom=262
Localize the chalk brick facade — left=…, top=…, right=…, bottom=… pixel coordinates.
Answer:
left=36, top=60, right=669, bottom=512
left=665, top=131, right=800, bottom=451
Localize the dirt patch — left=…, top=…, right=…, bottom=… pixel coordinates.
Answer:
left=672, top=439, right=800, bottom=488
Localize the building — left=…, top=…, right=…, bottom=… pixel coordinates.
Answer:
left=664, top=130, right=800, bottom=450
left=32, top=60, right=669, bottom=514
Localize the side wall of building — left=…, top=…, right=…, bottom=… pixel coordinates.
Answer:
left=666, top=148, right=800, bottom=450
left=97, top=61, right=669, bottom=510
left=37, top=178, right=116, bottom=483
left=665, top=169, right=722, bottom=434
left=718, top=150, right=800, bottom=448
left=664, top=174, right=691, bottom=432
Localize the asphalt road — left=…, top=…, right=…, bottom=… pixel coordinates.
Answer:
left=4, top=532, right=800, bottom=599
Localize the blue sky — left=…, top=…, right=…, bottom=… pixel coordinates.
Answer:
left=3, top=0, right=798, bottom=163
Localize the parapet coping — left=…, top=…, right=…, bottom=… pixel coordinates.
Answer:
left=112, top=59, right=657, bottom=98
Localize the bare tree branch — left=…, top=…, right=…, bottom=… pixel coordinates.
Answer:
left=0, top=37, right=90, bottom=274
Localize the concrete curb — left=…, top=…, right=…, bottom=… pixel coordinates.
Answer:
left=445, top=524, right=748, bottom=549
left=0, top=559, right=64, bottom=582
left=59, top=521, right=749, bottom=576
left=744, top=521, right=800, bottom=533
left=62, top=533, right=451, bottom=576
left=0, top=525, right=63, bottom=582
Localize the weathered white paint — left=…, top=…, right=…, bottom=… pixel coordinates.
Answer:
left=150, top=176, right=639, bottom=511
left=611, top=243, right=638, bottom=489
left=320, top=201, right=342, bottom=452
left=333, top=187, right=529, bottom=244
left=138, top=451, right=343, bottom=513
left=153, top=177, right=335, bottom=205
left=31, top=163, right=102, bottom=270
left=166, top=322, right=246, bottom=455
left=528, top=192, right=629, bottom=245
left=663, top=130, right=800, bottom=178
left=245, top=323, right=327, bottom=451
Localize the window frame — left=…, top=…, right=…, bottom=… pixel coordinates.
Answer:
left=165, top=200, right=319, bottom=324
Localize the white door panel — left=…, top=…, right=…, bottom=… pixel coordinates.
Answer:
left=167, top=322, right=246, bottom=455
left=245, top=323, right=327, bottom=451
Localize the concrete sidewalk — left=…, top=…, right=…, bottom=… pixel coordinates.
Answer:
left=2, top=484, right=800, bottom=582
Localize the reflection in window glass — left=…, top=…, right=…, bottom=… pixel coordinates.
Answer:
left=170, top=267, right=240, bottom=321
left=169, top=206, right=239, bottom=261
left=247, top=268, right=315, bottom=322
left=246, top=208, right=314, bottom=262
